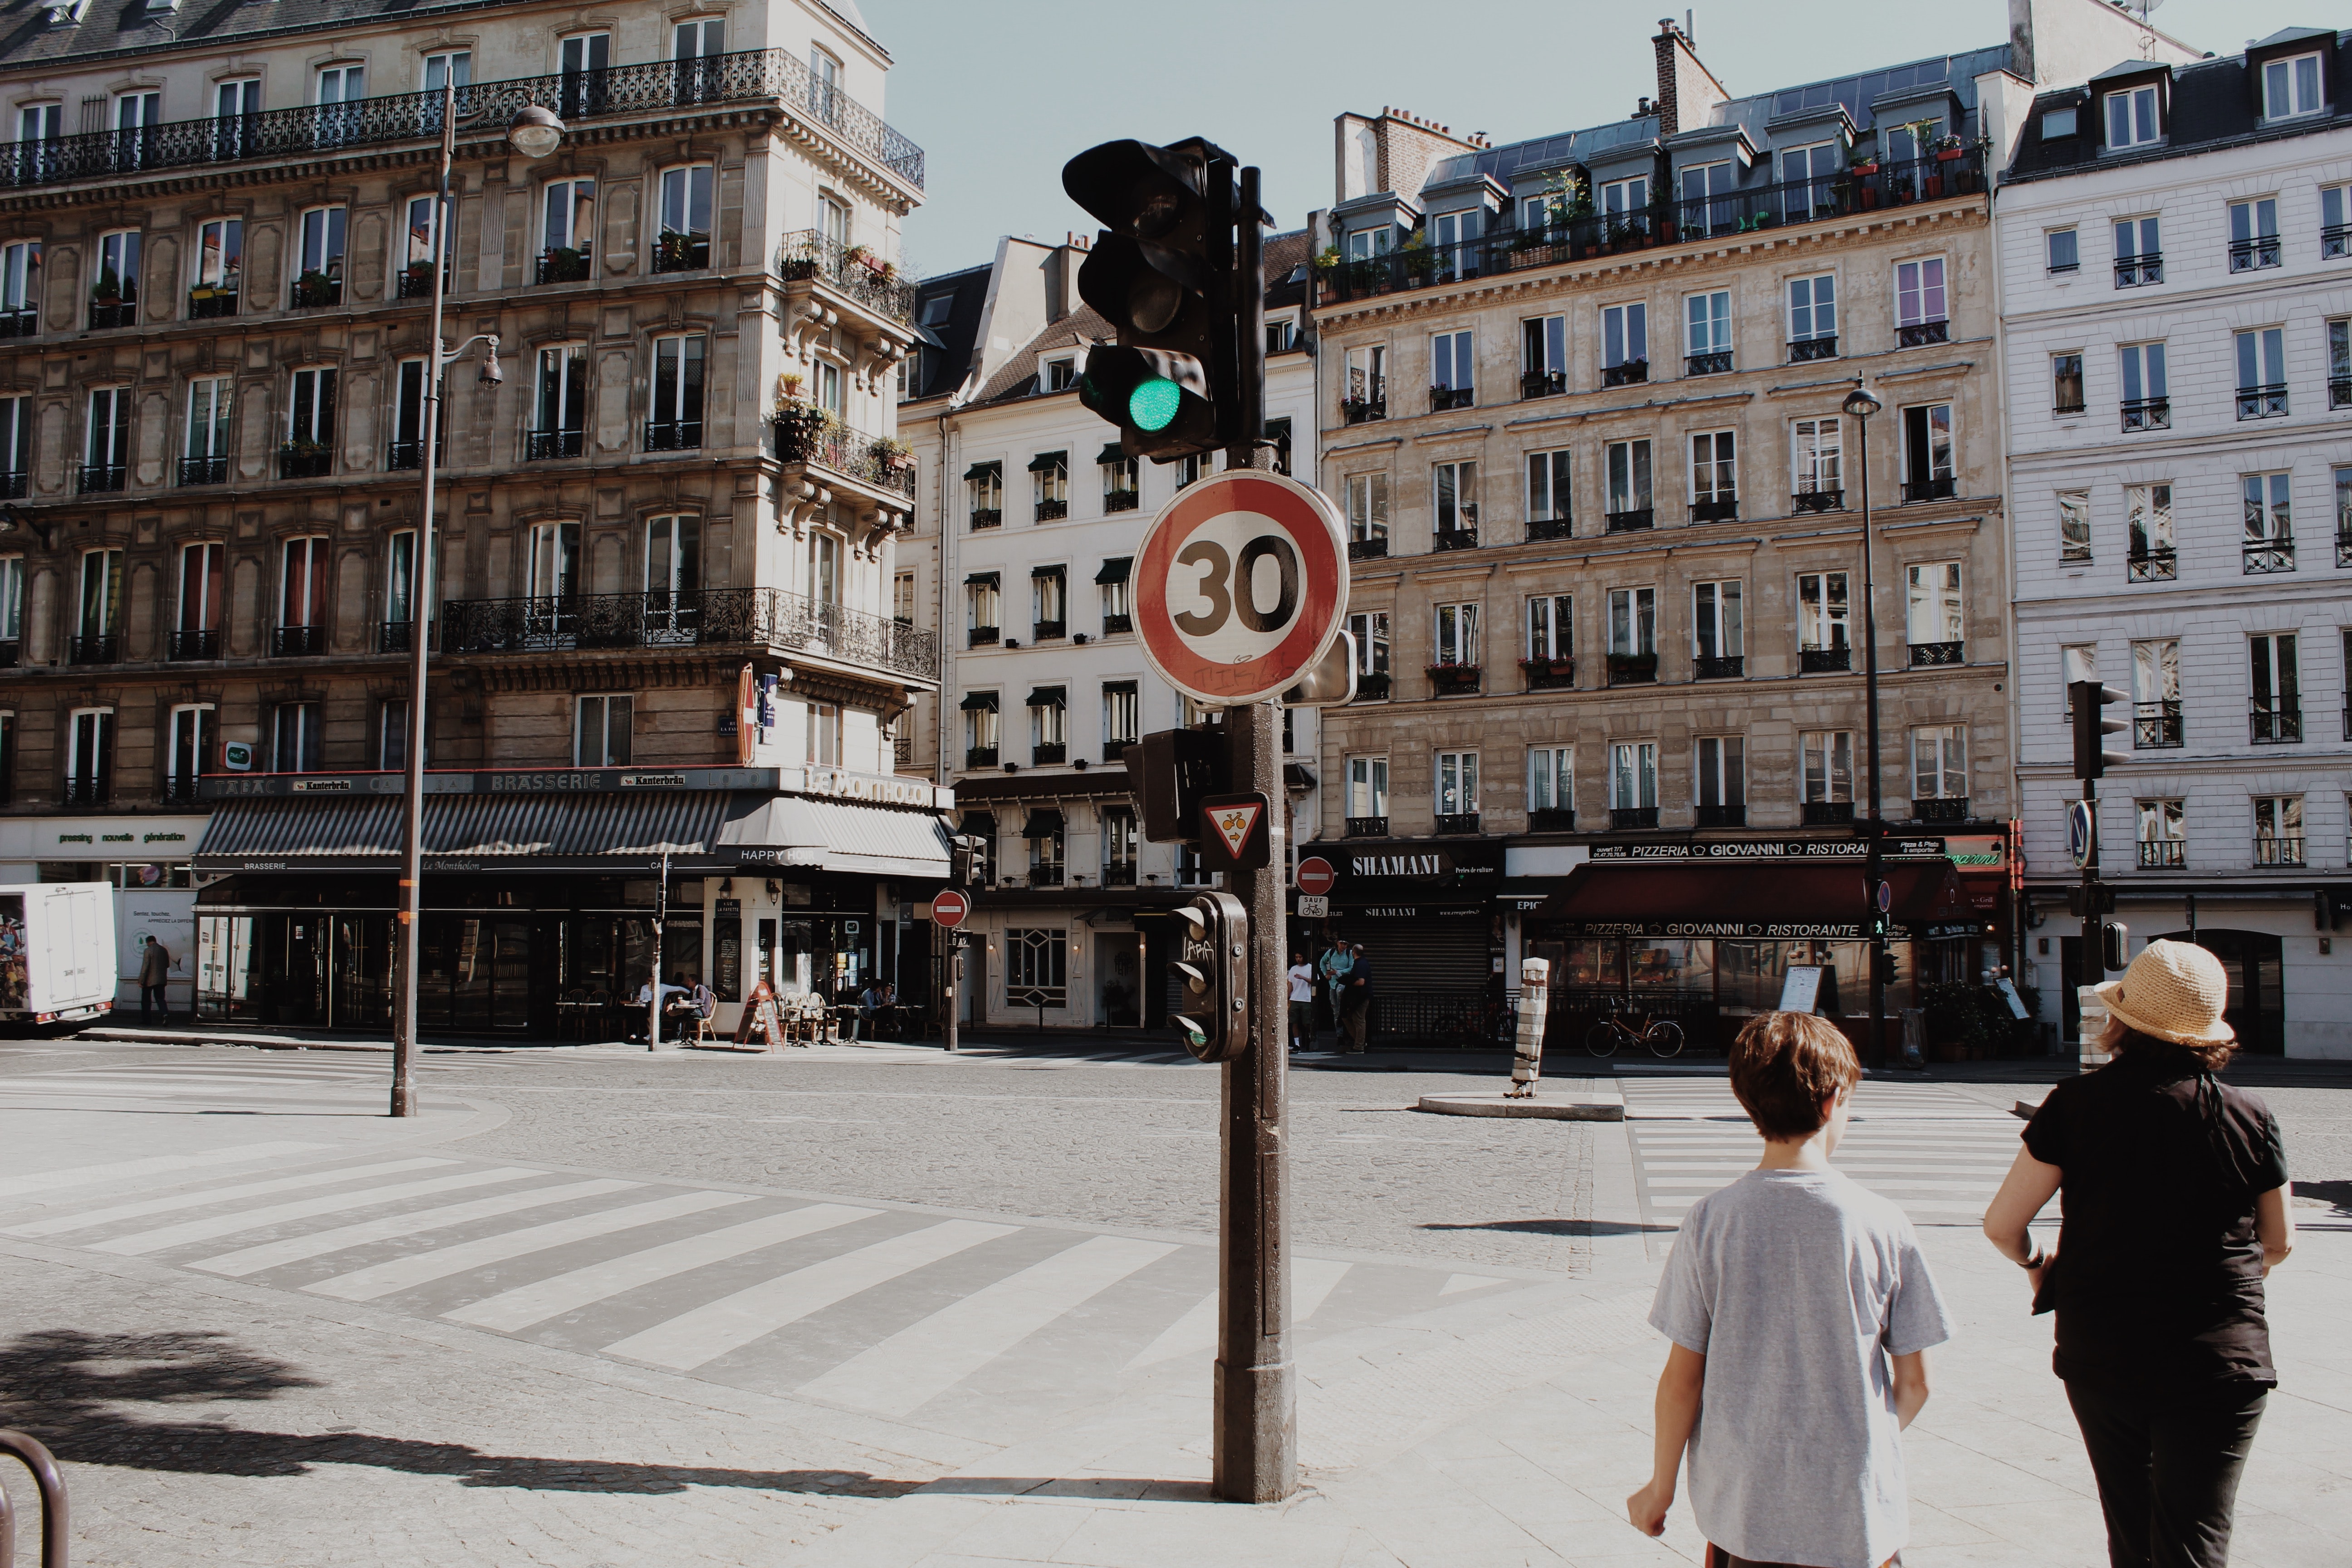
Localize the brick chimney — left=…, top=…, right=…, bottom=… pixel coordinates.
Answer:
left=1651, top=16, right=1729, bottom=139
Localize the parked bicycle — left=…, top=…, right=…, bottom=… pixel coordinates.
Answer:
left=1584, top=1001, right=1685, bottom=1059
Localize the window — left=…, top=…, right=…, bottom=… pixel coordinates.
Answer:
left=1348, top=611, right=1389, bottom=676
left=0, top=554, right=21, bottom=643
left=1906, top=563, right=1963, bottom=653
left=84, top=387, right=129, bottom=488
left=1433, top=601, right=1479, bottom=666
left=1799, top=730, right=1854, bottom=804
left=379, top=697, right=427, bottom=772
left=1032, top=564, right=1066, bottom=635
left=1602, top=303, right=1647, bottom=379
left=91, top=230, right=138, bottom=325
left=2327, top=185, right=2350, bottom=259
left=542, top=178, right=596, bottom=279
left=2332, top=318, right=2351, bottom=408
left=0, top=394, right=29, bottom=488
left=167, top=705, right=211, bottom=796
left=1605, top=439, right=1652, bottom=520
left=1526, top=594, right=1572, bottom=661
left=2242, top=472, right=2293, bottom=573
left=2104, top=83, right=2160, bottom=148
left=2052, top=353, right=2085, bottom=414
left=1779, top=141, right=1841, bottom=222
left=891, top=570, right=916, bottom=628
left=398, top=194, right=446, bottom=298
left=655, top=166, right=714, bottom=271
left=1097, top=557, right=1131, bottom=630
left=1697, top=736, right=1744, bottom=812
left=2114, top=216, right=2162, bottom=286
left=808, top=701, right=843, bottom=768
left=808, top=530, right=839, bottom=607
left=1042, top=357, right=1075, bottom=393
left=314, top=64, right=365, bottom=147
left=1677, top=158, right=1738, bottom=238
left=77, top=549, right=121, bottom=649
left=1430, top=328, right=1473, bottom=407
left=1433, top=460, right=1477, bottom=538
left=963, top=693, right=1000, bottom=762
left=279, top=536, right=329, bottom=642
left=2043, top=106, right=2078, bottom=140
left=2062, top=644, right=2099, bottom=717
left=66, top=708, right=112, bottom=801
left=1690, top=431, right=1736, bottom=514
left=2340, top=464, right=2352, bottom=562
left=173, top=542, right=222, bottom=650
left=273, top=703, right=322, bottom=774
left=1609, top=741, right=1658, bottom=811
left=2119, top=342, right=2168, bottom=429
left=1174, top=453, right=1201, bottom=489
left=1031, top=451, right=1068, bottom=520
left=1607, top=587, right=1656, bottom=656
left=2058, top=490, right=2092, bottom=564
left=2261, top=52, right=2323, bottom=120
left=1525, top=450, right=1571, bottom=528
left=1797, top=573, right=1849, bottom=652
left=1029, top=686, right=1067, bottom=763
left=1343, top=344, right=1387, bottom=419
left=2127, top=485, right=2174, bottom=578
left=1911, top=726, right=1966, bottom=802
left=1684, top=289, right=1731, bottom=372
left=531, top=345, right=587, bottom=459
left=1528, top=746, right=1573, bottom=816
left=1005, top=929, right=1068, bottom=1004
left=965, top=573, right=1000, bottom=642
left=209, top=79, right=259, bottom=155
left=2132, top=638, right=2181, bottom=748
left=2229, top=198, right=2281, bottom=273
left=1900, top=403, right=1954, bottom=500
left=556, top=30, right=612, bottom=116
left=1693, top=580, right=1742, bottom=668
left=650, top=334, right=706, bottom=448
left=1347, top=755, right=1389, bottom=819
left=1101, top=805, right=1139, bottom=883
left=1521, top=315, right=1566, bottom=397
left=184, top=377, right=231, bottom=482
left=1894, top=257, right=1946, bottom=338
left=15, top=104, right=57, bottom=182
left=294, top=206, right=346, bottom=302
left=528, top=520, right=579, bottom=603
left=1886, top=118, right=1943, bottom=166
left=2047, top=229, right=2080, bottom=274
left=1102, top=681, right=1138, bottom=753
left=2249, top=633, right=2299, bottom=742
left=386, top=529, right=427, bottom=631
left=287, top=365, right=334, bottom=452
left=1100, top=452, right=1138, bottom=513
left=0, top=237, right=38, bottom=326
left=1344, top=472, right=1389, bottom=548
left=2234, top=328, right=2287, bottom=418
left=1343, top=224, right=1392, bottom=261
left=1601, top=176, right=1649, bottom=235
left=1788, top=274, right=1837, bottom=352
left=577, top=694, right=632, bottom=766
left=2253, top=796, right=2304, bottom=866
left=1793, top=417, right=1842, bottom=500
left=1436, top=751, right=1478, bottom=821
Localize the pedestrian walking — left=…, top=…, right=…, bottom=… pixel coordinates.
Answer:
left=1983, top=940, right=2294, bottom=1568
left=137, top=935, right=172, bottom=1026
left=1285, top=951, right=1315, bottom=1054
left=1317, top=938, right=1352, bottom=1033
left=1628, top=1010, right=1950, bottom=1568
left=1338, top=944, right=1372, bottom=1053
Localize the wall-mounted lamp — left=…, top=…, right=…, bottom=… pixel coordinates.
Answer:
left=0, top=506, right=56, bottom=549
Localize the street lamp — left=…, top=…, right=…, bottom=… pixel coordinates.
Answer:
left=1840, top=380, right=1888, bottom=1068
left=389, top=91, right=567, bottom=1118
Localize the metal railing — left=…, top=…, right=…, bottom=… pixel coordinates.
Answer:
left=1522, top=658, right=1575, bottom=690
left=1606, top=653, right=1658, bottom=686
left=1792, top=486, right=1843, bottom=514
left=2115, top=254, right=2162, bottom=287
left=1529, top=807, right=1575, bottom=832
left=1033, top=743, right=1066, bottom=765
left=1913, top=797, right=1970, bottom=824
left=525, top=429, right=584, bottom=461
left=1602, top=359, right=1648, bottom=388
left=1896, top=319, right=1949, bottom=349
left=2243, top=539, right=2294, bottom=574
left=1034, top=499, right=1068, bottom=522
left=1433, top=812, right=1481, bottom=835
left=967, top=625, right=999, bottom=647
left=0, top=1426, right=68, bottom=1568
left=1693, top=654, right=1743, bottom=680
left=78, top=463, right=126, bottom=494
left=2138, top=839, right=2185, bottom=870
left=965, top=746, right=998, bottom=769
left=0, top=48, right=921, bottom=196
left=1526, top=515, right=1573, bottom=542
left=1685, top=350, right=1731, bottom=377
left=2333, top=376, right=2352, bottom=411
left=0, top=638, right=15, bottom=669
left=1696, top=804, right=1746, bottom=828
left=439, top=586, right=938, bottom=680
left=1347, top=537, right=1388, bottom=561
left=69, top=633, right=117, bottom=664
left=188, top=286, right=238, bottom=318
left=379, top=621, right=415, bottom=653
left=2135, top=699, right=2182, bottom=749
left=535, top=247, right=593, bottom=286
left=1433, top=528, right=1478, bottom=552
left=2227, top=235, right=2281, bottom=272
left=1032, top=618, right=1065, bottom=640
left=0, top=305, right=35, bottom=337
left=2327, top=224, right=2351, bottom=261
left=2253, top=836, right=2303, bottom=867
left=969, top=508, right=1002, bottom=530
left=1352, top=672, right=1391, bottom=701
left=88, top=299, right=136, bottom=330
left=1689, top=498, right=1737, bottom=523
left=646, top=420, right=703, bottom=452
left=2121, top=397, right=2170, bottom=432
left=1340, top=396, right=1387, bottom=425
left=61, top=774, right=109, bottom=805
left=1345, top=815, right=1388, bottom=838
left=279, top=446, right=331, bottom=478
left=0, top=471, right=23, bottom=499
left=651, top=230, right=711, bottom=274
left=1610, top=806, right=1660, bottom=830
left=1802, top=800, right=1855, bottom=826
left=1430, top=385, right=1475, bottom=412
left=1902, top=476, right=1956, bottom=503
left=2236, top=383, right=2288, bottom=420
left=177, top=456, right=227, bottom=485
left=1800, top=646, right=1850, bottom=673
left=1788, top=335, right=1838, bottom=362
left=1605, top=508, right=1653, bottom=532
left=775, top=230, right=916, bottom=323
left=273, top=625, right=325, bottom=657
left=2250, top=704, right=2301, bottom=745
left=1521, top=369, right=1565, bottom=400
left=1909, top=640, right=1964, bottom=667
left=167, top=628, right=219, bottom=661
left=2126, top=547, right=2176, bottom=581
left=773, top=416, right=917, bottom=497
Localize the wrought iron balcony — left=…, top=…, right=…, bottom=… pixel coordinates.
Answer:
left=1913, top=797, right=1970, bottom=824
left=2250, top=704, right=2301, bottom=745
left=1433, top=528, right=1478, bottom=552
left=2328, top=224, right=2351, bottom=261
left=2253, top=836, right=2303, bottom=867
left=1909, top=640, right=1963, bottom=667
left=61, top=776, right=109, bottom=807
left=2235, top=384, right=2288, bottom=421
left=651, top=230, right=710, bottom=274
left=2115, top=254, right=2162, bottom=287
left=1102, top=613, right=1132, bottom=635
left=1792, top=486, right=1843, bottom=514
left=2120, top=397, right=2170, bottom=432
left=69, top=633, right=117, bottom=665
left=1696, top=804, right=1746, bottom=828
left=1788, top=336, right=1838, bottom=363
left=969, top=508, right=1001, bottom=530
left=1605, top=508, right=1653, bottom=533
left=534, top=247, right=593, bottom=286
left=289, top=272, right=342, bottom=309
left=1520, top=369, right=1565, bottom=400
left=1693, top=654, right=1744, bottom=680
left=2333, top=375, right=2352, bottom=411
left=1606, top=653, right=1658, bottom=686
left=1345, top=815, right=1388, bottom=838
left=187, top=287, right=237, bottom=319
left=1102, top=861, right=1138, bottom=887
left=2054, top=394, right=2086, bottom=416
left=1102, top=737, right=1130, bottom=760
left=2227, top=235, right=2281, bottom=273
left=1340, top=396, right=1387, bottom=425
left=774, top=230, right=917, bottom=324
left=1521, top=658, right=1575, bottom=690
left=167, top=629, right=219, bottom=661
left=1348, top=537, right=1388, bottom=561
left=968, top=625, right=999, bottom=647
left=1610, top=807, right=1660, bottom=830
left=1034, top=499, right=1068, bottom=522
left=0, top=639, right=17, bottom=668
left=1104, top=489, right=1139, bottom=513
left=162, top=776, right=202, bottom=805
left=2341, top=530, right=2352, bottom=571
left=0, top=470, right=22, bottom=500
left=379, top=621, right=415, bottom=654
left=176, top=456, right=226, bottom=486
left=387, top=441, right=423, bottom=470
left=279, top=445, right=331, bottom=479
left=1801, top=800, right=1855, bottom=826
left=440, top=586, right=939, bottom=680
left=1901, top=476, right=1956, bottom=503
left=1689, top=498, right=1738, bottom=523
left=646, top=420, right=703, bottom=452
left=526, top=429, right=584, bottom=462
left=1427, top=662, right=1481, bottom=695
left=1685, top=351, right=1731, bottom=377
left=87, top=299, right=136, bottom=330
left=1800, top=646, right=1850, bottom=673
left=964, top=747, right=997, bottom=769
left=1526, top=515, right=1573, bottom=542
left=273, top=625, right=325, bottom=657
left=78, top=464, right=125, bottom=494
left=0, top=305, right=34, bottom=338
left=1430, top=385, right=1475, bottom=412
left=2135, top=700, right=2182, bottom=748
left=1434, top=812, right=1481, bottom=835
left=1353, top=671, right=1391, bottom=701
left=1896, top=320, right=1949, bottom=348
left=395, top=264, right=441, bottom=299
left=2138, top=839, right=2185, bottom=870
left=1602, top=359, right=1648, bottom=388
left=1527, top=807, right=1575, bottom=832
left=1032, top=619, right=1065, bottom=641
left=2243, top=539, right=2294, bottom=574
left=1033, top=743, right=1066, bottom=766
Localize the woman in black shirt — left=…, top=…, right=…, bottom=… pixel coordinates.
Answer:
left=1984, top=939, right=2293, bottom=1568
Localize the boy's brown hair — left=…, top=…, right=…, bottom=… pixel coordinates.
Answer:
left=1729, top=1012, right=1862, bottom=1140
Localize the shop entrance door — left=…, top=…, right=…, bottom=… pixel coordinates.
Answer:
left=257, top=914, right=331, bottom=1027
left=422, top=916, right=533, bottom=1034
left=332, top=914, right=392, bottom=1029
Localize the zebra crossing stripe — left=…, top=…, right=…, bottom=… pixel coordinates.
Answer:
left=0, top=1142, right=327, bottom=1200
left=1124, top=1257, right=1351, bottom=1372
left=443, top=1201, right=881, bottom=1332
left=602, top=1219, right=1018, bottom=1372
left=193, top=1179, right=647, bottom=1279
left=90, top=1167, right=547, bottom=1256
left=303, top=1188, right=756, bottom=1302
left=796, top=1234, right=1177, bottom=1417
left=2, top=1158, right=459, bottom=1238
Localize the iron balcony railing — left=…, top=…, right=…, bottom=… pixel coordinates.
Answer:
left=1693, top=654, right=1743, bottom=680
left=1909, top=640, right=1964, bottom=667
left=378, top=621, right=415, bottom=654
left=2227, top=235, right=2282, bottom=273
left=1902, top=476, right=1956, bottom=503
left=1697, top=804, right=1746, bottom=828
left=1434, top=813, right=1480, bottom=835
left=646, top=420, right=704, bottom=452
left=2340, top=529, right=2352, bottom=570
left=965, top=746, right=998, bottom=769
left=2121, top=397, right=2170, bottom=432
left=439, top=587, right=939, bottom=681
left=188, top=286, right=238, bottom=319
left=2254, top=836, right=2303, bottom=867
left=967, top=625, right=999, bottom=647
left=775, top=230, right=916, bottom=324
left=2243, top=539, right=2294, bottom=574
left=1606, top=653, right=1658, bottom=686
left=1319, top=147, right=1988, bottom=304
left=1802, top=800, right=1855, bottom=826
left=61, top=775, right=109, bottom=806
left=1610, top=806, right=1660, bottom=830
left=2334, top=375, right=2352, bottom=411
left=2115, top=254, right=2162, bottom=287
left=2236, top=383, right=2288, bottom=421
left=88, top=299, right=136, bottom=330
left=273, top=625, right=325, bottom=657
left=1896, top=319, right=1949, bottom=349
left=2327, top=224, right=2351, bottom=261
left=1352, top=671, right=1391, bottom=701
left=162, top=775, right=202, bottom=805
left=1433, top=528, right=1478, bottom=552
left=0, top=48, right=921, bottom=196
left=176, top=456, right=226, bottom=486
left=535, top=247, right=593, bottom=286
left=526, top=429, right=584, bottom=461
left=1528, top=807, right=1575, bottom=832
left=69, top=633, right=117, bottom=665
left=1340, top=396, right=1387, bottom=424
left=0, top=305, right=34, bottom=337
left=167, top=628, right=219, bottom=660
left=2128, top=547, right=2177, bottom=581
left=0, top=471, right=20, bottom=500
left=1345, top=815, right=1388, bottom=838
left=1522, top=658, right=1575, bottom=690
left=1788, top=335, right=1838, bottom=362
left=1527, top=515, right=1573, bottom=542
left=279, top=446, right=331, bottom=479
left=1605, top=508, right=1654, bottom=532
left=1521, top=369, right=1565, bottom=400
left=1602, top=359, right=1648, bottom=387
left=1800, top=646, right=1851, bottom=673
left=78, top=463, right=126, bottom=494
left=1690, top=498, right=1738, bottom=523
left=1685, top=351, right=1731, bottom=377
left=2138, top=839, right=2186, bottom=870
left=0, top=638, right=15, bottom=668
left=1347, top=537, right=1388, bottom=561
left=969, top=508, right=1002, bottom=530
left=772, top=416, right=917, bottom=497
left=1792, top=486, right=1844, bottom=514
left=1430, top=385, right=1475, bottom=412
left=2135, top=699, right=2183, bottom=748
left=2250, top=704, right=2301, bottom=745
left=1914, top=797, right=1970, bottom=824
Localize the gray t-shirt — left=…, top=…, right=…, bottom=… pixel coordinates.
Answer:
left=1649, top=1167, right=1952, bottom=1568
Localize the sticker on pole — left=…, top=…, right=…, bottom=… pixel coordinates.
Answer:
left=1133, top=470, right=1349, bottom=705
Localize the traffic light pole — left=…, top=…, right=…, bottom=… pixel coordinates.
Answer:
left=2080, top=774, right=2101, bottom=1037
left=1213, top=164, right=1295, bottom=1506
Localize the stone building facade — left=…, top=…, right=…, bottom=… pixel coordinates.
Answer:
left=0, top=0, right=946, bottom=1034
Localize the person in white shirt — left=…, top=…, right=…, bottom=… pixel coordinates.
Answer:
left=1286, top=951, right=1316, bottom=1053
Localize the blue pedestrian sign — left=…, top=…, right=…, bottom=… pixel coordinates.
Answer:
left=2067, top=800, right=2096, bottom=869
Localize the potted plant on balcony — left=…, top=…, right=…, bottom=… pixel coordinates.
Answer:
left=92, top=265, right=121, bottom=308
left=1519, top=656, right=1575, bottom=679
left=1933, top=132, right=1966, bottom=162
left=773, top=376, right=828, bottom=461
left=279, top=437, right=329, bottom=475
left=543, top=245, right=591, bottom=283
left=654, top=230, right=701, bottom=271
left=868, top=434, right=915, bottom=481
left=1606, top=650, right=1659, bottom=683
left=1426, top=660, right=1480, bottom=693
left=294, top=269, right=337, bottom=308
left=1399, top=231, right=1437, bottom=283
left=779, top=234, right=823, bottom=281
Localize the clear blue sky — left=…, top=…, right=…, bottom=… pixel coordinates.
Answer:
left=860, top=0, right=2320, bottom=278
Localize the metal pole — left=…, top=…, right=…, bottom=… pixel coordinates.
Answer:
left=1858, top=407, right=1883, bottom=1067
left=2081, top=774, right=2101, bottom=1038
left=649, top=848, right=670, bottom=1049
left=391, top=76, right=456, bottom=1119
left=1213, top=164, right=1294, bottom=1506
left=944, top=934, right=960, bottom=1053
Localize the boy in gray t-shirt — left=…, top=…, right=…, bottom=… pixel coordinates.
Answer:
left=1627, top=1012, right=1952, bottom=1568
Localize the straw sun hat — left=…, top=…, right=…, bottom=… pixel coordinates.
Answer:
left=2092, top=939, right=2235, bottom=1046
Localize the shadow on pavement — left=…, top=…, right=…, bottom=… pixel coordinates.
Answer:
left=1420, top=1219, right=1675, bottom=1236
left=0, top=1328, right=924, bottom=1496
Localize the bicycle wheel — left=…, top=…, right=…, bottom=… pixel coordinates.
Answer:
left=1645, top=1020, right=1685, bottom=1059
left=1584, top=1021, right=1622, bottom=1058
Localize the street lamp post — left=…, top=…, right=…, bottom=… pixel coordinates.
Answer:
left=1842, top=381, right=1886, bottom=1067
left=389, top=88, right=566, bottom=1118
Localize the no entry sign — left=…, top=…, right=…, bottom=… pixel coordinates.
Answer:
left=930, top=889, right=970, bottom=929
left=1133, top=470, right=1349, bottom=705
left=1295, top=857, right=1336, bottom=897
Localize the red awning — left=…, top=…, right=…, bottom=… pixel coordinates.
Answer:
left=1529, top=860, right=1979, bottom=940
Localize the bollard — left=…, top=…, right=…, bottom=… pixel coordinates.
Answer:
left=1505, top=957, right=1550, bottom=1098
left=0, top=1427, right=69, bottom=1568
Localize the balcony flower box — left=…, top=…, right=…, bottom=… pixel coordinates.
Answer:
left=773, top=402, right=830, bottom=460
left=1353, top=672, right=1391, bottom=701
left=1520, top=657, right=1575, bottom=690
left=1426, top=662, right=1481, bottom=695
left=539, top=246, right=592, bottom=284
left=292, top=270, right=339, bottom=309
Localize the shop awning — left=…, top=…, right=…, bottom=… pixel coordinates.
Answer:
left=718, top=797, right=951, bottom=880
left=1027, top=686, right=1066, bottom=707
left=963, top=461, right=1000, bottom=481
left=1530, top=860, right=1975, bottom=940
left=196, top=792, right=738, bottom=873
left=1031, top=563, right=1063, bottom=578
left=964, top=570, right=999, bottom=586
left=959, top=690, right=999, bottom=710
left=1096, top=556, right=1132, bottom=584
left=1026, top=450, right=1066, bottom=472
left=1023, top=808, right=1065, bottom=837
left=1096, top=441, right=1125, bottom=465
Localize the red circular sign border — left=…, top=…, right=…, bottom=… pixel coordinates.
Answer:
left=931, top=890, right=970, bottom=928
left=1135, top=473, right=1346, bottom=703
left=1295, top=856, right=1337, bottom=897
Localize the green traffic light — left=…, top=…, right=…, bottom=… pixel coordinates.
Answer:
left=1128, top=376, right=1182, bottom=432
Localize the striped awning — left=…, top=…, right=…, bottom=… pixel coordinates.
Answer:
left=196, top=792, right=737, bottom=872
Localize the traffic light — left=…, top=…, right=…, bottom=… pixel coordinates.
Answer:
left=2068, top=883, right=2118, bottom=917
left=2101, top=921, right=2129, bottom=972
left=949, top=834, right=986, bottom=886
left=1063, top=137, right=1241, bottom=461
left=1872, top=947, right=1900, bottom=986
left=1171, top=891, right=1250, bottom=1062
left=1132, top=725, right=1230, bottom=843
left=2069, top=681, right=2129, bottom=780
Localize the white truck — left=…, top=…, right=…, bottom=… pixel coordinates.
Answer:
left=0, top=882, right=118, bottom=1027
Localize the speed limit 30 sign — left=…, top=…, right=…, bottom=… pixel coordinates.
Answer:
left=1134, top=470, right=1349, bottom=705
